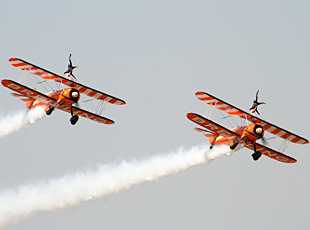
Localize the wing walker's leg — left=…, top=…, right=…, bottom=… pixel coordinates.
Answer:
left=70, top=106, right=79, bottom=125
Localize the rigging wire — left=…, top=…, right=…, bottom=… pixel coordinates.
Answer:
left=18, top=69, right=29, bottom=84
left=31, top=75, right=52, bottom=92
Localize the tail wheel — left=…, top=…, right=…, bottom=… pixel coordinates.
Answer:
left=70, top=115, right=79, bottom=125
left=252, top=151, right=262, bottom=161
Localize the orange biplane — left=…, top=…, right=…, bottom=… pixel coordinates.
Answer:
left=187, top=91, right=309, bottom=163
left=2, top=58, right=126, bottom=125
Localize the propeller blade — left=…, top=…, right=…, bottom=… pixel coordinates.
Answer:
left=261, top=136, right=268, bottom=146
left=74, top=101, right=81, bottom=108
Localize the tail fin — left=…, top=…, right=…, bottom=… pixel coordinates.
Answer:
left=194, top=127, right=219, bottom=138
left=11, top=93, right=35, bottom=108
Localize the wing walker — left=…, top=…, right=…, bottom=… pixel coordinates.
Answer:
left=2, top=57, right=126, bottom=125
left=187, top=91, right=308, bottom=163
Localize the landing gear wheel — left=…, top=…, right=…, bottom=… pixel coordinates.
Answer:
left=70, top=115, right=79, bottom=125
left=230, top=141, right=238, bottom=150
left=46, top=106, right=54, bottom=115
left=252, top=151, right=262, bottom=161
left=210, top=145, right=213, bottom=149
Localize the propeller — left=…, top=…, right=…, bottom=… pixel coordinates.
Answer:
left=74, top=101, right=81, bottom=108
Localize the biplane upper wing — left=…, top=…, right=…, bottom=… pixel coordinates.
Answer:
left=244, top=142, right=297, bottom=163
left=9, top=58, right=126, bottom=105
left=195, top=91, right=309, bottom=145
left=187, top=112, right=239, bottom=139
left=57, top=104, right=114, bottom=125
left=2, top=79, right=56, bottom=104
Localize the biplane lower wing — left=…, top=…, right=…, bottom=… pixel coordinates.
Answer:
left=9, top=58, right=126, bottom=105
left=187, top=113, right=239, bottom=139
left=2, top=79, right=56, bottom=104
left=58, top=104, right=115, bottom=125
left=244, top=143, right=297, bottom=163
left=187, top=113, right=297, bottom=163
left=2, top=79, right=114, bottom=125
left=195, top=91, right=309, bottom=145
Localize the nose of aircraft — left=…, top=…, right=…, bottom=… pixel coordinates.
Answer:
left=256, top=127, right=263, bottom=134
left=72, top=91, right=79, bottom=98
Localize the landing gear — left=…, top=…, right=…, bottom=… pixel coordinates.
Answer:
left=70, top=107, right=79, bottom=125
left=252, top=142, right=262, bottom=161
left=230, top=140, right=238, bottom=150
left=70, top=115, right=79, bottom=125
left=210, top=145, right=213, bottom=149
left=252, top=151, right=262, bottom=161
left=46, top=105, right=54, bottom=115
left=46, top=101, right=64, bottom=115
left=230, top=135, right=248, bottom=150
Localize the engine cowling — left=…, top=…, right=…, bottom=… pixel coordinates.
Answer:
left=246, top=124, right=264, bottom=139
left=69, top=89, right=80, bottom=102
left=61, top=88, right=80, bottom=103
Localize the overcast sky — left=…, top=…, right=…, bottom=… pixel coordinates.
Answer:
left=0, top=1, right=309, bottom=230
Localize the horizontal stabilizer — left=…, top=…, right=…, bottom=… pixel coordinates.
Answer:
left=194, top=127, right=218, bottom=138
left=11, top=93, right=35, bottom=102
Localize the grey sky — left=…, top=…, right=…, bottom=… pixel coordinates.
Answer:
left=0, top=1, right=309, bottom=229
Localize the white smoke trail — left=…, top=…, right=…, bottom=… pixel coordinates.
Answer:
left=0, top=106, right=45, bottom=138
left=0, top=144, right=235, bottom=228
